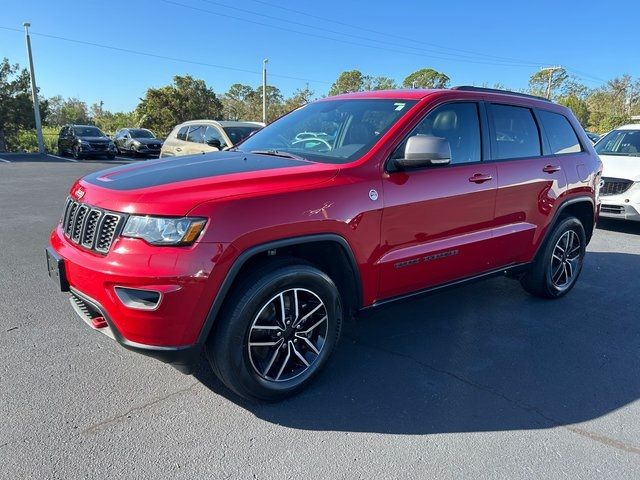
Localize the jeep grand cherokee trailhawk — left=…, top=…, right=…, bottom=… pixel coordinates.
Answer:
left=46, top=87, right=602, bottom=401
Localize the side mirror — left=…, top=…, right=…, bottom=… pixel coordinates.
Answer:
left=393, top=135, right=451, bottom=170
left=206, top=138, right=222, bottom=149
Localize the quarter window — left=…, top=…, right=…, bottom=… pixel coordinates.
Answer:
left=490, top=104, right=541, bottom=160
left=186, top=125, right=205, bottom=143
left=537, top=110, right=582, bottom=154
left=391, top=102, right=482, bottom=164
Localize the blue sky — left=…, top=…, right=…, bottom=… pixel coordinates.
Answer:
left=1, top=0, right=638, bottom=112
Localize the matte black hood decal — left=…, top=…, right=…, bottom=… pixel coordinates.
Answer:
left=82, top=151, right=310, bottom=191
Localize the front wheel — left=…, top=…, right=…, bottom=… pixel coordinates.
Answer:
left=521, top=216, right=586, bottom=298
left=72, top=145, right=83, bottom=160
left=207, top=262, right=342, bottom=401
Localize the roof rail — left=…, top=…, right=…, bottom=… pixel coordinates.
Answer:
left=452, top=86, right=551, bottom=102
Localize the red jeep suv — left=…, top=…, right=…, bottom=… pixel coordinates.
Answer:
left=46, top=87, right=602, bottom=401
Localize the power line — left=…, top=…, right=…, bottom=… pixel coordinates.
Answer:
left=0, top=25, right=332, bottom=85
left=194, top=0, right=539, bottom=67
left=245, top=0, right=552, bottom=66
left=161, top=0, right=545, bottom=67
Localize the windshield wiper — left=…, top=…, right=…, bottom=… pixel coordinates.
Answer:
left=250, top=149, right=307, bottom=161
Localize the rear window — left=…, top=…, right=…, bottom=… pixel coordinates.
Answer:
left=537, top=110, right=581, bottom=154
left=223, top=126, right=261, bottom=145
left=490, top=104, right=541, bottom=160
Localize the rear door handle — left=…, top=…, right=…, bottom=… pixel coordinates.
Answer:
left=469, top=173, right=493, bottom=184
left=543, top=164, right=561, bottom=173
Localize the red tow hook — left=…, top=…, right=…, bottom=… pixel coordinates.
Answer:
left=91, top=317, right=108, bottom=329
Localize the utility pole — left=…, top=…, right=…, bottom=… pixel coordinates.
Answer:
left=262, top=58, right=268, bottom=124
left=23, top=22, right=45, bottom=154
left=540, top=66, right=562, bottom=99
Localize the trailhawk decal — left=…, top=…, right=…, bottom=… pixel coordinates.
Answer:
left=394, top=249, right=459, bottom=269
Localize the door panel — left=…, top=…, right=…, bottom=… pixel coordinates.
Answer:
left=378, top=163, right=497, bottom=300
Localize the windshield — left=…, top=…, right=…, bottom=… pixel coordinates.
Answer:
left=223, top=126, right=261, bottom=145
left=595, top=129, right=640, bottom=156
left=74, top=126, right=105, bottom=137
left=236, top=99, right=417, bottom=164
left=129, top=129, right=155, bottom=138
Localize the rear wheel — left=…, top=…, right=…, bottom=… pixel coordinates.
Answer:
left=520, top=216, right=586, bottom=298
left=207, top=262, right=342, bottom=401
left=72, top=145, right=83, bottom=160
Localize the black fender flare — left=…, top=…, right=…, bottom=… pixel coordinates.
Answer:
left=534, top=196, right=595, bottom=259
left=196, top=233, right=362, bottom=345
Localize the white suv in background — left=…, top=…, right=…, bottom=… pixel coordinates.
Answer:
left=160, top=120, right=264, bottom=158
left=596, top=124, right=640, bottom=221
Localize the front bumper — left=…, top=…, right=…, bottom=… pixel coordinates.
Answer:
left=599, top=185, right=640, bottom=221
left=79, top=146, right=116, bottom=156
left=48, top=225, right=226, bottom=371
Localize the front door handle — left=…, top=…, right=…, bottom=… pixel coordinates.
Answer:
left=543, top=164, right=562, bottom=173
left=469, top=173, right=493, bottom=184
left=175, top=147, right=182, bottom=152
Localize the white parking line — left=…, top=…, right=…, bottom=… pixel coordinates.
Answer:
left=47, top=154, right=78, bottom=163
left=0, top=157, right=10, bottom=163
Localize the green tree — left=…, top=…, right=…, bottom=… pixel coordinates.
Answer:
left=402, top=68, right=450, bottom=89
left=558, top=95, right=590, bottom=126
left=282, top=85, right=315, bottom=113
left=136, top=75, right=223, bottom=136
left=328, top=70, right=366, bottom=96
left=221, top=83, right=254, bottom=120
left=46, top=95, right=90, bottom=126
left=586, top=75, right=639, bottom=132
left=528, top=67, right=568, bottom=99
left=0, top=58, right=46, bottom=151
left=364, top=76, right=397, bottom=91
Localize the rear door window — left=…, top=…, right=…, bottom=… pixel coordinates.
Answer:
left=186, top=125, right=205, bottom=143
left=489, top=104, right=541, bottom=160
left=537, top=110, right=582, bottom=154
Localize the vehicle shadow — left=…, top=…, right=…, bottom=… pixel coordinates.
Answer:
left=0, top=153, right=143, bottom=165
left=597, top=218, right=640, bottom=235
left=194, top=252, right=640, bottom=438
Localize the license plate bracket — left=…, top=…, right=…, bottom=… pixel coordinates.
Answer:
left=45, top=247, right=70, bottom=292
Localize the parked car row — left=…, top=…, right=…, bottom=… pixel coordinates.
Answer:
left=56, top=120, right=263, bottom=160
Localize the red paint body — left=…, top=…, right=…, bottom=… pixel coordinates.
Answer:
left=49, top=89, right=602, bottom=352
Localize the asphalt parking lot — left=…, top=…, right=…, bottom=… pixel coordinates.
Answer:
left=1, top=154, right=639, bottom=478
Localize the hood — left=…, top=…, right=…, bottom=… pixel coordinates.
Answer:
left=599, top=154, right=640, bottom=181
left=74, top=151, right=339, bottom=215
left=79, top=136, right=111, bottom=142
left=134, top=137, right=162, bottom=145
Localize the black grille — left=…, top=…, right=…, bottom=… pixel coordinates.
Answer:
left=601, top=177, right=633, bottom=196
left=89, top=142, right=108, bottom=150
left=62, top=198, right=123, bottom=254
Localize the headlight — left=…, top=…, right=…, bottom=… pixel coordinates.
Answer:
left=122, top=216, right=206, bottom=245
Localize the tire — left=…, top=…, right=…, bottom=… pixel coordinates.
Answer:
left=107, top=153, right=116, bottom=160
left=72, top=145, right=83, bottom=160
left=206, top=261, right=343, bottom=401
left=520, top=216, right=586, bottom=299
left=57, top=143, right=65, bottom=156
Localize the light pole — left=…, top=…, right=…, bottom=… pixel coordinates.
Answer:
left=23, top=22, right=45, bottom=154
left=262, top=58, right=268, bottom=124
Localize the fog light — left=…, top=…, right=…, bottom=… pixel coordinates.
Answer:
left=114, top=287, right=161, bottom=310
